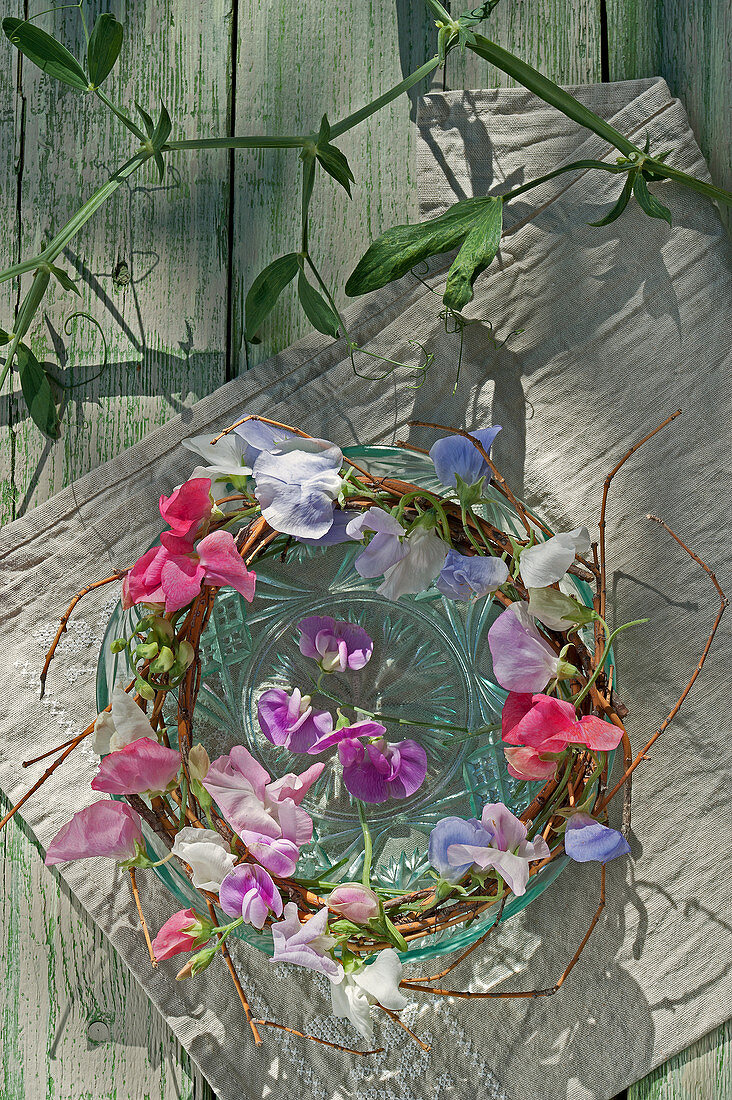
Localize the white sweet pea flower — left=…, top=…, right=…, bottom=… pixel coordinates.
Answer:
left=252, top=438, right=345, bottom=539
left=181, top=431, right=252, bottom=486
left=92, top=684, right=157, bottom=755
left=519, top=527, right=591, bottom=588
left=330, top=948, right=408, bottom=1043
left=377, top=525, right=448, bottom=601
left=171, top=827, right=237, bottom=891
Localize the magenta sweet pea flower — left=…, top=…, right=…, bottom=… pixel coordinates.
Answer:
left=502, top=691, right=622, bottom=754
left=297, top=616, right=373, bottom=673
left=45, top=800, right=143, bottom=866
left=446, top=802, right=551, bottom=895
left=258, top=687, right=333, bottom=752
left=202, top=746, right=324, bottom=877
left=91, top=737, right=181, bottom=796
left=272, top=902, right=343, bottom=981
left=152, top=908, right=214, bottom=961
left=339, top=735, right=427, bottom=803
left=487, top=601, right=569, bottom=693
left=327, top=882, right=380, bottom=924
left=219, top=863, right=284, bottom=929
left=564, top=812, right=631, bottom=864
left=158, top=478, right=213, bottom=551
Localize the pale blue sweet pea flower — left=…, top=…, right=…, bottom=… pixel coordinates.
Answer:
left=437, top=549, right=509, bottom=602
left=429, top=426, right=502, bottom=489
left=564, top=812, right=631, bottom=864
left=428, top=816, right=493, bottom=883
left=252, top=438, right=345, bottom=539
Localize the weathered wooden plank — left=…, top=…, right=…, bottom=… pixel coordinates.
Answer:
left=0, top=0, right=21, bottom=525
left=607, top=0, right=731, bottom=231
left=628, top=1020, right=732, bottom=1100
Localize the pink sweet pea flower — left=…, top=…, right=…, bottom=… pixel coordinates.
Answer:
left=202, top=746, right=324, bottom=877
left=45, top=800, right=143, bottom=866
left=487, top=601, right=566, bottom=693
left=257, top=687, right=333, bottom=753
left=327, top=882, right=380, bottom=924
left=297, top=616, right=373, bottom=673
left=502, top=691, right=622, bottom=754
left=152, top=909, right=214, bottom=961
left=159, top=478, right=213, bottom=551
left=91, top=737, right=181, bottom=796
left=503, top=744, right=561, bottom=782
left=219, top=864, right=283, bottom=929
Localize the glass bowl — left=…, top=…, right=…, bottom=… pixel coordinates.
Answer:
left=97, top=446, right=596, bottom=962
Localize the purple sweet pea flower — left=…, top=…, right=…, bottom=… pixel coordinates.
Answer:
left=257, top=687, right=334, bottom=752
left=429, top=426, right=501, bottom=489
left=446, top=802, right=551, bottom=895
left=428, top=816, right=494, bottom=883
left=219, top=864, right=284, bottom=929
left=307, top=718, right=387, bottom=755
left=564, top=812, right=631, bottom=864
left=252, top=437, right=345, bottom=539
left=338, top=735, right=427, bottom=803
left=346, top=508, right=407, bottom=578
left=487, top=601, right=565, bottom=693
left=297, top=616, right=373, bottom=673
left=436, top=550, right=509, bottom=602
left=271, top=901, right=344, bottom=981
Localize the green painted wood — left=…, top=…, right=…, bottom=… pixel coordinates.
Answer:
left=0, top=0, right=21, bottom=526
left=607, top=0, right=731, bottom=232
left=628, top=1019, right=732, bottom=1100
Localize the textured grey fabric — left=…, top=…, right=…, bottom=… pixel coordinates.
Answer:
left=1, top=78, right=730, bottom=1100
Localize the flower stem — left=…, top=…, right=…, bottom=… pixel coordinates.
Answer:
left=572, top=617, right=648, bottom=706
left=358, top=802, right=373, bottom=888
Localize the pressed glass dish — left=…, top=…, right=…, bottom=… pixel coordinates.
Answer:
left=97, top=445, right=600, bottom=963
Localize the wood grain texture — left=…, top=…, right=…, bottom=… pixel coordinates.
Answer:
left=607, top=0, right=732, bottom=232
left=629, top=1020, right=732, bottom=1100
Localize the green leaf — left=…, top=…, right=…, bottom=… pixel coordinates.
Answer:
left=244, top=253, right=300, bottom=341
left=633, top=172, right=672, bottom=226
left=48, top=264, right=81, bottom=296
left=443, top=195, right=502, bottom=310
left=0, top=327, right=10, bottom=346
left=297, top=271, right=340, bottom=337
left=382, top=914, right=408, bottom=952
left=3, top=17, right=89, bottom=90
left=87, top=13, right=123, bottom=87
left=16, top=343, right=60, bottom=438
left=135, top=102, right=155, bottom=138
left=588, top=172, right=635, bottom=227
left=315, top=141, right=355, bottom=197
left=154, top=151, right=165, bottom=181
left=152, top=102, right=172, bottom=149
left=345, top=196, right=497, bottom=297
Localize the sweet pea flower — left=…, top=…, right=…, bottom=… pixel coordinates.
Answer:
left=488, top=601, right=573, bottom=693
left=252, top=437, right=345, bottom=539
left=153, top=909, right=214, bottom=961
left=257, top=687, right=333, bottom=753
left=564, top=813, right=631, bottom=864
left=123, top=528, right=256, bottom=614
left=234, top=417, right=298, bottom=456
left=330, top=949, right=407, bottom=1043
left=503, top=744, right=562, bottom=782
left=158, top=478, right=213, bottom=552
left=272, top=902, right=344, bottom=981
left=347, top=507, right=408, bottom=578
left=429, top=816, right=495, bottom=883
left=501, top=691, right=623, bottom=753
left=297, top=616, right=373, bottom=673
left=377, top=525, right=447, bottom=602
left=219, top=863, right=283, bottom=929
left=92, top=684, right=157, bottom=755
left=91, top=737, right=181, bottom=796
left=45, top=800, right=143, bottom=866
left=527, top=586, right=595, bottom=633
left=429, top=426, right=501, bottom=490
left=519, top=528, right=591, bottom=588
left=327, top=883, right=380, bottom=924
left=446, top=803, right=551, bottom=895
left=436, top=550, right=509, bottom=602
left=202, top=746, right=324, bottom=876
left=338, top=735, right=427, bottom=803
left=171, top=827, right=237, bottom=891
left=182, top=431, right=253, bottom=487
left=298, top=508, right=358, bottom=546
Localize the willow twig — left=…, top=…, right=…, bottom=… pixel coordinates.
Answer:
left=129, top=868, right=157, bottom=967
left=254, top=1019, right=384, bottom=1055
left=40, top=571, right=127, bottom=697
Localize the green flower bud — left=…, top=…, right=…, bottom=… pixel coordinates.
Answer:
left=176, top=641, right=195, bottom=669
left=135, top=677, right=156, bottom=701
left=149, top=645, right=175, bottom=674
left=134, top=641, right=159, bottom=660
left=110, top=637, right=128, bottom=654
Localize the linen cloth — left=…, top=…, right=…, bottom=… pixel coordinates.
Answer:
left=1, top=77, right=730, bottom=1100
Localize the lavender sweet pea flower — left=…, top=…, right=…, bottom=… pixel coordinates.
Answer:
left=436, top=550, right=509, bottom=602
left=257, top=687, right=333, bottom=752
left=377, top=525, right=447, bottom=601
left=219, top=864, right=284, bottom=929
left=297, top=616, right=373, bottom=673
left=428, top=816, right=494, bottom=883
left=338, top=735, right=427, bottom=803
left=429, top=426, right=501, bottom=489
left=271, top=902, right=344, bottom=981
left=447, top=802, right=551, bottom=895
left=298, top=509, right=359, bottom=546
left=519, top=528, right=591, bottom=588
left=233, top=418, right=298, bottom=456
left=564, top=813, right=631, bottom=864
left=346, top=508, right=407, bottom=578
left=252, top=438, right=345, bottom=539
left=488, top=601, right=564, bottom=692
